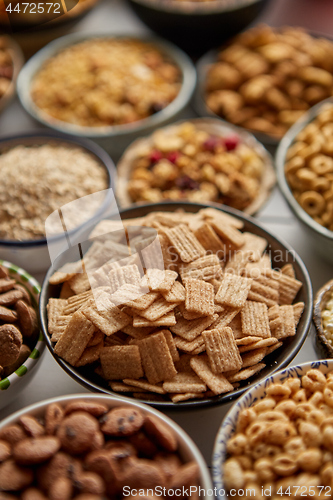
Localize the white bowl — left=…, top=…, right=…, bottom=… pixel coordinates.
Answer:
left=0, top=260, right=45, bottom=410
left=0, top=393, right=214, bottom=498
left=212, top=359, right=333, bottom=500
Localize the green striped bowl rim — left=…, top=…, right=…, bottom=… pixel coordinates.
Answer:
left=0, top=260, right=45, bottom=392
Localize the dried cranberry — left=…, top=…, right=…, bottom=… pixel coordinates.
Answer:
left=203, top=136, right=220, bottom=151
left=149, top=150, right=163, bottom=164
left=176, top=175, right=199, bottom=190
left=223, top=135, right=240, bottom=151
left=167, top=151, right=180, bottom=163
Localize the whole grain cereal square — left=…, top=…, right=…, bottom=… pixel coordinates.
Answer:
left=121, top=324, right=155, bottom=339
left=237, top=337, right=278, bottom=353
left=177, top=303, right=202, bottom=320
left=100, top=345, right=143, bottom=380
left=235, top=336, right=262, bottom=345
left=174, top=335, right=205, bottom=353
left=81, top=299, right=131, bottom=336
left=199, top=207, right=244, bottom=229
left=265, top=341, right=283, bottom=355
left=109, top=381, right=148, bottom=393
left=184, top=279, right=215, bottom=316
left=215, top=274, right=252, bottom=308
left=179, top=255, right=223, bottom=282
left=224, top=250, right=253, bottom=276
left=171, top=392, right=205, bottom=403
left=293, top=302, right=305, bottom=326
left=241, top=301, right=271, bottom=338
left=210, top=307, right=240, bottom=330
left=162, top=281, right=185, bottom=303
left=47, top=298, right=67, bottom=331
left=108, top=265, right=142, bottom=293
left=161, top=329, right=180, bottom=362
left=193, top=223, right=225, bottom=255
left=163, top=372, right=207, bottom=394
left=228, top=313, right=244, bottom=339
left=165, top=224, right=206, bottom=263
left=75, top=340, right=104, bottom=367
left=241, top=232, right=267, bottom=261
left=132, top=311, right=176, bottom=327
left=50, top=315, right=72, bottom=342
left=272, top=305, right=296, bottom=339
left=109, top=284, right=142, bottom=307
left=241, top=347, right=267, bottom=368
left=146, top=269, right=178, bottom=292
left=49, top=261, right=83, bottom=285
left=122, top=378, right=166, bottom=394
left=54, top=311, right=95, bottom=366
left=170, top=314, right=218, bottom=341
left=210, top=221, right=245, bottom=249
left=248, top=280, right=279, bottom=307
left=202, top=327, right=242, bottom=373
left=68, top=273, right=91, bottom=295
left=138, top=332, right=177, bottom=384
left=135, top=296, right=178, bottom=321
left=280, top=263, right=296, bottom=278
left=190, top=355, right=234, bottom=395
left=268, top=270, right=302, bottom=305
left=224, top=362, right=266, bottom=383
left=127, top=291, right=160, bottom=310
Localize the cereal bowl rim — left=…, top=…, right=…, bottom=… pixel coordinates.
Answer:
left=40, top=201, right=313, bottom=409
left=313, top=279, right=333, bottom=358
left=0, top=260, right=45, bottom=394
left=0, top=130, right=116, bottom=247
left=212, top=359, right=333, bottom=500
left=127, top=0, right=266, bottom=16
left=17, top=32, right=197, bottom=138
left=276, top=97, right=333, bottom=242
left=0, top=392, right=214, bottom=497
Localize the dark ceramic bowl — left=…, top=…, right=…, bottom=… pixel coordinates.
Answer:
left=40, top=201, right=313, bottom=409
left=126, top=0, right=271, bottom=56
left=314, top=280, right=333, bottom=359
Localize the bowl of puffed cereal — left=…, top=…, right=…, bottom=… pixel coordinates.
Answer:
left=0, top=260, right=45, bottom=411
left=212, top=359, right=333, bottom=500
left=40, top=202, right=312, bottom=408
left=314, top=280, right=333, bottom=359
left=196, top=25, right=333, bottom=147
left=0, top=393, right=213, bottom=497
left=117, top=118, right=275, bottom=213
left=0, top=131, right=115, bottom=274
left=276, top=99, right=333, bottom=264
left=17, top=32, right=196, bottom=158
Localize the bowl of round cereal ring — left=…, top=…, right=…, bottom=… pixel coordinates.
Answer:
left=117, top=118, right=275, bottom=213
left=0, top=393, right=214, bottom=498
left=40, top=201, right=312, bottom=408
left=0, top=131, right=115, bottom=274
left=195, top=25, right=333, bottom=148
left=17, top=32, right=196, bottom=159
left=276, top=99, right=333, bottom=264
left=0, top=260, right=45, bottom=411
left=126, top=0, right=271, bottom=55
left=212, top=359, right=333, bottom=500
left=313, top=280, right=333, bottom=359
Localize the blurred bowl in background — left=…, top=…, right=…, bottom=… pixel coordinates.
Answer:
left=313, top=279, right=333, bottom=358
left=0, top=35, right=24, bottom=116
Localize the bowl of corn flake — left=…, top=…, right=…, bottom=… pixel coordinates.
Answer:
left=40, top=202, right=312, bottom=407
left=212, top=359, right=333, bottom=500
left=117, top=118, right=275, bottom=213
left=0, top=131, right=115, bottom=274
left=17, top=33, right=196, bottom=158
left=314, top=280, right=333, bottom=359
left=276, top=99, right=333, bottom=265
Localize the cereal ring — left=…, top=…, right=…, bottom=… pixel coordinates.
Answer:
left=0, top=324, right=22, bottom=367
left=298, top=191, right=325, bottom=216
left=101, top=408, right=144, bottom=437
left=272, top=453, right=298, bottom=476
left=309, top=154, right=333, bottom=175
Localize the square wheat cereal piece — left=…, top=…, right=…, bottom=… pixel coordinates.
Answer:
left=224, top=363, right=266, bottom=383
left=138, top=332, right=177, bottom=384
left=109, top=382, right=148, bottom=393
left=161, top=329, right=179, bottom=362
left=177, top=303, right=202, bottom=320
left=170, top=314, right=218, bottom=341
left=54, top=311, right=95, bottom=366
left=194, top=223, right=225, bottom=255
left=248, top=281, right=279, bottom=307
left=184, top=279, right=214, bottom=316
left=68, top=273, right=91, bottom=295
left=49, top=261, right=83, bottom=285
left=158, top=233, right=179, bottom=272
left=214, top=304, right=224, bottom=313
left=238, top=337, right=278, bottom=353
left=293, top=302, right=305, bottom=326
left=81, top=300, right=131, bottom=336
left=75, top=340, right=104, bottom=367
left=229, top=313, right=245, bottom=340
left=281, top=263, right=296, bottom=278
left=63, top=291, right=93, bottom=315
left=174, top=335, right=205, bottom=353
left=170, top=392, right=205, bottom=403
left=265, top=341, right=283, bottom=355
left=179, top=255, right=223, bottom=283
left=199, top=207, right=244, bottom=229
left=245, top=255, right=272, bottom=278
left=87, top=330, right=104, bottom=347
left=224, top=250, right=253, bottom=276
left=268, top=270, right=303, bottom=305
left=110, top=284, right=142, bottom=307
left=47, top=298, right=67, bottom=331
left=162, top=281, right=185, bottom=303
left=122, top=324, right=155, bottom=339
left=235, top=336, right=262, bottom=345
left=241, top=301, right=271, bottom=338
left=202, top=327, right=242, bottom=374
left=100, top=345, right=143, bottom=380
left=241, top=233, right=268, bottom=261
left=108, top=265, right=142, bottom=293
left=50, top=316, right=72, bottom=342
left=268, top=304, right=282, bottom=332
left=210, top=307, right=240, bottom=330
left=123, top=378, right=166, bottom=394
left=127, top=291, right=160, bottom=311
left=133, top=393, right=166, bottom=402
left=163, top=372, right=206, bottom=394
left=135, top=297, right=178, bottom=321
left=132, top=311, right=176, bottom=327
left=273, top=305, right=296, bottom=340
left=165, top=224, right=206, bottom=264
left=215, top=274, right=252, bottom=309
left=210, top=221, right=245, bottom=249
left=191, top=344, right=206, bottom=355
left=146, top=269, right=178, bottom=293
left=190, top=355, right=234, bottom=395
left=241, top=347, right=267, bottom=368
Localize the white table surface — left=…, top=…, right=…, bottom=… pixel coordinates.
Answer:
left=0, top=0, right=332, bottom=471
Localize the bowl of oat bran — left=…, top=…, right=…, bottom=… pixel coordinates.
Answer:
left=17, top=33, right=196, bottom=159
left=0, top=131, right=115, bottom=274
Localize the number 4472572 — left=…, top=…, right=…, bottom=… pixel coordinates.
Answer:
left=276, top=486, right=331, bottom=496
left=5, top=3, right=61, bottom=14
